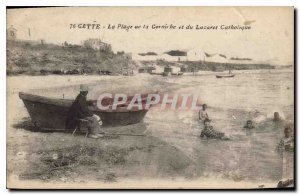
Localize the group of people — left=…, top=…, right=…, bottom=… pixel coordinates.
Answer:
left=199, top=104, right=228, bottom=140
left=199, top=104, right=232, bottom=140
left=199, top=103, right=294, bottom=186
left=65, top=85, right=294, bottom=150
left=65, top=85, right=294, bottom=186
left=198, top=104, right=294, bottom=151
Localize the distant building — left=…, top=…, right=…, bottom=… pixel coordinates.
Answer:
left=158, top=53, right=188, bottom=62
left=7, top=25, right=17, bottom=40
left=83, top=38, right=111, bottom=52
left=187, top=49, right=204, bottom=61
left=133, top=49, right=255, bottom=64
left=116, top=51, right=132, bottom=60
left=138, top=66, right=155, bottom=73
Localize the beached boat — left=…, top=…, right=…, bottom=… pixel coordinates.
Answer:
left=216, top=74, right=235, bottom=78
left=19, top=92, right=150, bottom=131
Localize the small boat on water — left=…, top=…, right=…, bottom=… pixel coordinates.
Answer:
left=171, top=72, right=183, bottom=76
left=216, top=74, right=235, bottom=78
left=19, top=92, right=151, bottom=131
left=216, top=69, right=235, bottom=78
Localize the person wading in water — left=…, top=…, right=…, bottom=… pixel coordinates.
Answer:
left=199, top=104, right=209, bottom=121
left=244, top=120, right=255, bottom=129
left=200, top=118, right=228, bottom=140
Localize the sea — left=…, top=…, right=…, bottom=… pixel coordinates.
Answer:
left=28, top=69, right=294, bottom=183
left=143, top=70, right=294, bottom=182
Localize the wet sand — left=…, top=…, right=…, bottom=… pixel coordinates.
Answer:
left=7, top=75, right=198, bottom=188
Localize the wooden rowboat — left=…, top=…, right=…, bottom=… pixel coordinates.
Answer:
left=19, top=92, right=150, bottom=131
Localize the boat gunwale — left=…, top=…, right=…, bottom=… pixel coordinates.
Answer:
left=19, top=92, right=150, bottom=113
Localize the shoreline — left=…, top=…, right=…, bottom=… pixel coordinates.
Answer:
left=6, top=67, right=293, bottom=77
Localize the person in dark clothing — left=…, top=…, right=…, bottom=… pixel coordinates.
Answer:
left=244, top=120, right=255, bottom=129
left=66, top=85, right=103, bottom=139
left=200, top=118, right=228, bottom=140
left=273, top=112, right=282, bottom=122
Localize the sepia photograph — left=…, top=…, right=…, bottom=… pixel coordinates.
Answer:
left=6, top=6, right=294, bottom=189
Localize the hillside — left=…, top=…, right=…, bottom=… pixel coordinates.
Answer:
left=7, top=40, right=135, bottom=75
left=7, top=40, right=278, bottom=76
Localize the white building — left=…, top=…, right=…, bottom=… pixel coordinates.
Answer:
left=187, top=49, right=204, bottom=61
left=158, top=53, right=188, bottom=62
left=133, top=48, right=258, bottom=65
left=7, top=25, right=17, bottom=40
left=83, top=38, right=111, bottom=51
left=133, top=51, right=188, bottom=62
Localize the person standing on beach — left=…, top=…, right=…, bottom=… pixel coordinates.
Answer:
left=66, top=85, right=103, bottom=139
left=199, top=104, right=209, bottom=121
left=277, top=126, right=294, bottom=182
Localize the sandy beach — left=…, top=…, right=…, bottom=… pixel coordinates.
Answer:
left=7, top=75, right=198, bottom=188
left=7, top=73, right=293, bottom=189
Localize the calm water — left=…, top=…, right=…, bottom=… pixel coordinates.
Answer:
left=30, top=71, right=294, bottom=182
left=144, top=71, right=294, bottom=182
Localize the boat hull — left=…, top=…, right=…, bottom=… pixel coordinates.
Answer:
left=216, top=74, right=235, bottom=78
left=19, top=92, right=149, bottom=131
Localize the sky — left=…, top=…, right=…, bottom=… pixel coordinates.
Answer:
left=7, top=7, right=294, bottom=65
